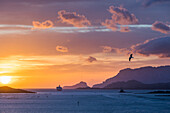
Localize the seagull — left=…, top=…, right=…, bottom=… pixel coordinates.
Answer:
left=129, top=54, right=134, bottom=61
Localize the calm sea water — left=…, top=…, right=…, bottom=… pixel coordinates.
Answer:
left=0, top=89, right=169, bottom=113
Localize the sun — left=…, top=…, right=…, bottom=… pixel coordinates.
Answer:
left=0, top=76, right=12, bottom=84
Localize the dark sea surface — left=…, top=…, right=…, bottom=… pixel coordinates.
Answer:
left=0, top=89, right=170, bottom=113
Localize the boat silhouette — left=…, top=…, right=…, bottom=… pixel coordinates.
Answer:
left=56, top=85, right=62, bottom=91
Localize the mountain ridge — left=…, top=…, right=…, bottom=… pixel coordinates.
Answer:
left=104, top=80, right=170, bottom=89
left=93, top=65, right=170, bottom=88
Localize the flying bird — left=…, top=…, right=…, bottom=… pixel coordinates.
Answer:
left=129, top=54, right=134, bottom=61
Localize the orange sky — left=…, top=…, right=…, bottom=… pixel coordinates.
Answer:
left=0, top=0, right=169, bottom=88
left=0, top=54, right=169, bottom=88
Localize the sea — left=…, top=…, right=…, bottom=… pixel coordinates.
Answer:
left=0, top=89, right=169, bottom=113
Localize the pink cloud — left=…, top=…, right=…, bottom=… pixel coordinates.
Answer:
left=101, top=46, right=118, bottom=53
left=102, top=6, right=138, bottom=32
left=58, top=10, right=91, bottom=27
left=32, top=20, right=53, bottom=29
left=120, top=27, right=131, bottom=32
left=102, top=19, right=118, bottom=31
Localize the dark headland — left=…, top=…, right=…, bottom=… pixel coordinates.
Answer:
left=0, top=86, right=35, bottom=93
left=93, top=65, right=170, bottom=88
left=64, top=66, right=170, bottom=90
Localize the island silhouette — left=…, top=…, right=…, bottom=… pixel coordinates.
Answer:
left=0, top=86, right=35, bottom=93
left=64, top=81, right=90, bottom=89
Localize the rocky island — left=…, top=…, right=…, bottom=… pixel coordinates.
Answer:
left=63, top=81, right=90, bottom=89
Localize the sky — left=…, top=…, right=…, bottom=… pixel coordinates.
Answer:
left=0, top=0, right=169, bottom=88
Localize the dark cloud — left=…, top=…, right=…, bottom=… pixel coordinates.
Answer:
left=0, top=0, right=98, bottom=4
left=102, top=6, right=138, bottom=32
left=86, top=56, right=97, bottom=63
left=113, top=37, right=170, bottom=58
left=58, top=10, right=91, bottom=27
left=132, top=37, right=170, bottom=58
left=143, top=0, right=170, bottom=7
left=152, top=21, right=170, bottom=34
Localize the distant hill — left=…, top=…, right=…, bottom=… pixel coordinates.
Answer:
left=104, top=80, right=170, bottom=89
left=0, top=86, right=35, bottom=93
left=63, top=81, right=90, bottom=89
left=93, top=66, right=170, bottom=88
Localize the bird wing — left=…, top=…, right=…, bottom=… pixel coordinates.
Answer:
left=130, top=54, right=133, bottom=57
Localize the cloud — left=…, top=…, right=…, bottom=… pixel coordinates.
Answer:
left=56, top=46, right=68, bottom=52
left=101, top=46, right=118, bottom=53
left=58, top=10, right=91, bottom=27
left=152, top=21, right=170, bottom=34
left=120, top=27, right=131, bottom=32
left=132, top=37, right=170, bottom=58
left=32, top=20, right=53, bottom=29
left=108, top=6, right=139, bottom=25
left=112, top=37, right=170, bottom=58
left=86, top=56, right=97, bottom=63
left=143, top=0, right=170, bottom=7
left=102, top=6, right=138, bottom=32
left=102, top=20, right=118, bottom=31
left=102, top=46, right=113, bottom=53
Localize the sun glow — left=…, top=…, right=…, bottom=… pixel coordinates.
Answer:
left=0, top=76, right=12, bottom=84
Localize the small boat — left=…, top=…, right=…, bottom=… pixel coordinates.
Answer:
left=56, top=85, right=62, bottom=91
left=119, top=89, right=125, bottom=93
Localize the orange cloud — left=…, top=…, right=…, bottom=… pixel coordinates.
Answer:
left=32, top=20, right=53, bottom=29
left=120, top=27, right=131, bottom=32
left=58, top=10, right=91, bottom=27
left=56, top=46, right=68, bottom=52
left=102, top=19, right=118, bottom=31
